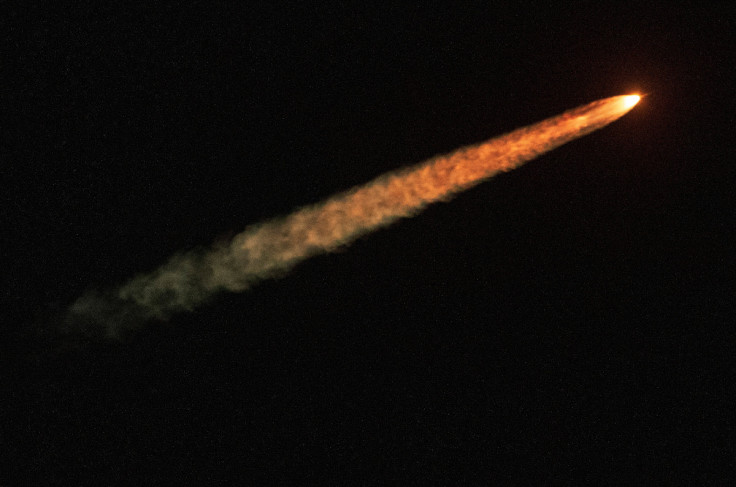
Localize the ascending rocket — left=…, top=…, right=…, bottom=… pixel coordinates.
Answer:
left=67, top=93, right=642, bottom=337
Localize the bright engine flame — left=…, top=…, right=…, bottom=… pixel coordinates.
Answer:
left=622, top=95, right=641, bottom=109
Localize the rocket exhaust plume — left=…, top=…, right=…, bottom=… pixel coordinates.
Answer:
left=66, top=94, right=640, bottom=337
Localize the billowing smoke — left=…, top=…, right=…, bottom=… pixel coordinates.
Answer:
left=66, top=95, right=640, bottom=337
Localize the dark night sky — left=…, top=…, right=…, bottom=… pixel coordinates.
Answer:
left=4, top=2, right=736, bottom=483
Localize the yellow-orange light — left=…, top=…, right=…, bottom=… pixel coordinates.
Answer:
left=622, top=94, right=641, bottom=109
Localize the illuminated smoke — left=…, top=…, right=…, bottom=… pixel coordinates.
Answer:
left=66, top=95, right=639, bottom=337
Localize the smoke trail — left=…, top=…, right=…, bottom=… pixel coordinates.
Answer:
left=66, top=95, right=640, bottom=337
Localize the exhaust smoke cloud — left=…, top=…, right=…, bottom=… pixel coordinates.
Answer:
left=66, top=95, right=640, bottom=337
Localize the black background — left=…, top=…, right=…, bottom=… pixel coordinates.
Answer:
left=4, top=2, right=736, bottom=483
